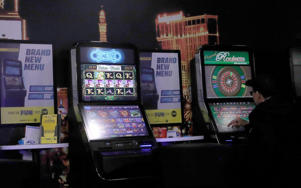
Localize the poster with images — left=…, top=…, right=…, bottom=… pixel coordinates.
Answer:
left=140, top=51, right=182, bottom=125
left=0, top=42, right=54, bottom=124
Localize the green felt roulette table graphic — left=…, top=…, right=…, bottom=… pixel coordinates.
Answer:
left=208, top=102, right=255, bottom=132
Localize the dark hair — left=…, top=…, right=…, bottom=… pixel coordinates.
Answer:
left=246, top=74, right=278, bottom=98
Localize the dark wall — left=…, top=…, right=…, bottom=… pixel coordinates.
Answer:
left=14, top=0, right=299, bottom=87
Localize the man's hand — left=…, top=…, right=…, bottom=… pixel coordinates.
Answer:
left=227, top=117, right=249, bottom=127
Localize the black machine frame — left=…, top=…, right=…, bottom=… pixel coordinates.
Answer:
left=198, top=45, right=256, bottom=142
left=69, top=42, right=157, bottom=183
left=138, top=49, right=184, bottom=129
left=74, top=42, right=155, bottom=143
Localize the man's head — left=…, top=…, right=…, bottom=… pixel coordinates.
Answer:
left=246, top=74, right=278, bottom=104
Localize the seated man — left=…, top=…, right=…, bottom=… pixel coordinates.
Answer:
left=228, top=73, right=297, bottom=187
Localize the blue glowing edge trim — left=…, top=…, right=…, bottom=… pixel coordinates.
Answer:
left=139, top=144, right=152, bottom=148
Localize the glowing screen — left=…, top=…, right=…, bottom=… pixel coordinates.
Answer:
left=4, top=60, right=22, bottom=76
left=81, top=64, right=137, bottom=102
left=82, top=105, right=149, bottom=140
left=80, top=47, right=135, bottom=64
left=5, top=66, right=21, bottom=76
left=208, top=102, right=255, bottom=133
left=204, top=65, right=253, bottom=98
left=89, top=49, right=123, bottom=63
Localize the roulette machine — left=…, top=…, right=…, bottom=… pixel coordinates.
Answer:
left=69, top=42, right=157, bottom=186
left=193, top=46, right=256, bottom=143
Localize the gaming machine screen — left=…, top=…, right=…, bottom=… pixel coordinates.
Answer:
left=204, top=65, right=253, bottom=98
left=5, top=66, right=21, bottom=76
left=81, top=64, right=137, bottom=102
left=203, top=50, right=253, bottom=98
left=208, top=102, right=255, bottom=133
left=81, top=105, right=149, bottom=140
left=4, top=60, right=22, bottom=76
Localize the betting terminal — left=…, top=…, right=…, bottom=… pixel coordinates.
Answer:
left=69, top=42, right=157, bottom=186
left=0, top=58, right=26, bottom=107
left=193, top=46, right=256, bottom=143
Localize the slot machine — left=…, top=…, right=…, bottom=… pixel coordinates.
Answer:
left=69, top=42, right=157, bottom=185
left=193, top=45, right=256, bottom=143
left=0, top=59, right=26, bottom=107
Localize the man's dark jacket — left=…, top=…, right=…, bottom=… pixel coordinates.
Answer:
left=244, top=95, right=297, bottom=186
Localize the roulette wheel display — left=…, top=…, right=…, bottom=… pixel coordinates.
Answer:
left=211, top=66, right=247, bottom=97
